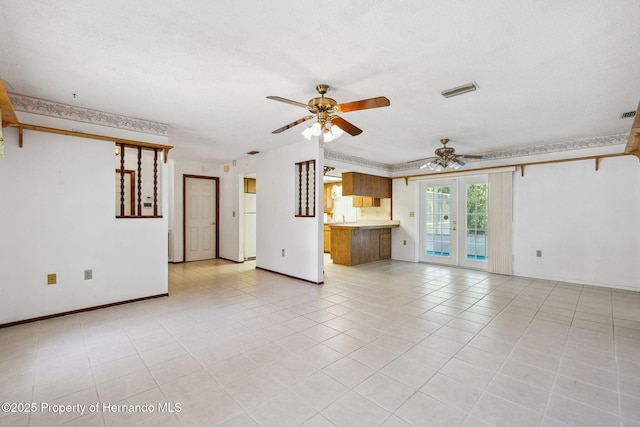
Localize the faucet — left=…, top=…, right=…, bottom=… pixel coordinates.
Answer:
left=342, top=214, right=345, bottom=223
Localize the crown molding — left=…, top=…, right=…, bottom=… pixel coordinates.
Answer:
left=480, top=133, right=627, bottom=160
left=9, top=94, right=168, bottom=137
left=324, top=149, right=392, bottom=172
left=327, top=133, right=629, bottom=173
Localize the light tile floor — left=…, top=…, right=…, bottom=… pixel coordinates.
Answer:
left=1, top=258, right=639, bottom=426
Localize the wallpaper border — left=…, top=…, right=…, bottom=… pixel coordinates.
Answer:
left=9, top=94, right=169, bottom=137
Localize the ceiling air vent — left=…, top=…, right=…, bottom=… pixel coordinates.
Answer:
left=620, top=111, right=636, bottom=119
left=441, top=82, right=478, bottom=98
left=246, top=151, right=260, bottom=155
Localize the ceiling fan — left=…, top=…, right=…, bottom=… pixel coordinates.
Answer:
left=267, top=84, right=390, bottom=141
left=418, top=138, right=489, bottom=171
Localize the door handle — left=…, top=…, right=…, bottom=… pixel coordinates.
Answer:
left=451, top=227, right=457, bottom=231
left=210, top=221, right=216, bottom=225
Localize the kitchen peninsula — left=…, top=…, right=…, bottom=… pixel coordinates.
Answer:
left=329, top=220, right=400, bottom=266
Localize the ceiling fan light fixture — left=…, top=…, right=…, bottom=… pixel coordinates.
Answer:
left=310, top=122, right=322, bottom=136
left=323, top=128, right=334, bottom=142
left=301, top=127, right=313, bottom=140
left=441, top=82, right=478, bottom=98
left=330, top=124, right=344, bottom=139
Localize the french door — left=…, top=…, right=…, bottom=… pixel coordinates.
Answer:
left=419, top=176, right=488, bottom=269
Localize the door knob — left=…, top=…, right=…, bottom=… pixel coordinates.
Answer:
left=451, top=227, right=457, bottom=231
left=210, top=221, right=215, bottom=225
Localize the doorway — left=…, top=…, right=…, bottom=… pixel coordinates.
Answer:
left=115, top=169, right=135, bottom=216
left=419, top=176, right=488, bottom=269
left=242, top=175, right=257, bottom=261
left=183, top=175, right=219, bottom=262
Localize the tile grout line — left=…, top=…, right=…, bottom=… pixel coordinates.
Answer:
left=389, top=274, right=535, bottom=426
left=538, top=279, right=581, bottom=425
left=612, top=287, right=624, bottom=427
left=459, top=276, right=560, bottom=426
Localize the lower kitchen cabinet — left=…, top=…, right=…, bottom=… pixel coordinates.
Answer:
left=330, top=226, right=393, bottom=266
left=323, top=225, right=331, bottom=253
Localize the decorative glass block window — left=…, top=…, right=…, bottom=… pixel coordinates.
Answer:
left=294, top=160, right=316, bottom=217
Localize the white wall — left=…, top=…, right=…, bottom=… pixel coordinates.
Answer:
left=512, top=155, right=640, bottom=290
left=217, top=156, right=258, bottom=262
left=256, top=141, right=323, bottom=283
left=391, top=178, right=420, bottom=262
left=391, top=153, right=640, bottom=291
left=0, top=126, right=169, bottom=324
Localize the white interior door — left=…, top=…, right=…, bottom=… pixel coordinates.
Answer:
left=185, top=177, right=216, bottom=262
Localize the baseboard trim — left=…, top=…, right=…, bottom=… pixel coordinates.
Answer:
left=0, top=293, right=169, bottom=329
left=219, top=257, right=244, bottom=264
left=256, top=267, right=324, bottom=285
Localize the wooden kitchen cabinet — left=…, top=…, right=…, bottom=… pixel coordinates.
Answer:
left=342, top=172, right=391, bottom=198
left=372, top=175, right=391, bottom=198
left=323, top=225, right=331, bottom=253
left=366, top=197, right=381, bottom=207
left=330, top=226, right=393, bottom=266
left=352, top=196, right=380, bottom=207
left=244, top=178, right=256, bottom=193
left=324, top=183, right=333, bottom=209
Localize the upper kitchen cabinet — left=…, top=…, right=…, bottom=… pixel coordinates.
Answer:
left=324, top=183, right=334, bottom=209
left=244, top=178, right=256, bottom=193
left=342, top=172, right=391, bottom=198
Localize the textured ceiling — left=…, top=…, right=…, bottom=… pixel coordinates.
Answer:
left=1, top=0, right=639, bottom=166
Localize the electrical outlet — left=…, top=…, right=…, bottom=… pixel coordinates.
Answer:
left=232, top=211, right=236, bottom=217
left=536, top=250, right=542, bottom=257
left=84, top=269, right=92, bottom=280
left=282, top=249, right=285, bottom=257
left=47, top=274, right=57, bottom=285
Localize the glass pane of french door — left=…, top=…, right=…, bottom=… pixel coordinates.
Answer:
left=419, top=177, right=488, bottom=269
left=460, top=180, right=488, bottom=268
left=420, top=181, right=457, bottom=265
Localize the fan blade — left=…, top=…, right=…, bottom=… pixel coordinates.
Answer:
left=331, top=116, right=363, bottom=136
left=459, top=154, right=489, bottom=160
left=336, top=96, right=390, bottom=113
left=266, top=96, right=310, bottom=109
left=271, top=115, right=315, bottom=134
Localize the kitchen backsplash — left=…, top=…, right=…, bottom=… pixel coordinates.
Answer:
left=328, top=196, right=391, bottom=223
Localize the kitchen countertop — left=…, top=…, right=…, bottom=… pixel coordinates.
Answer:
left=327, top=220, right=400, bottom=230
